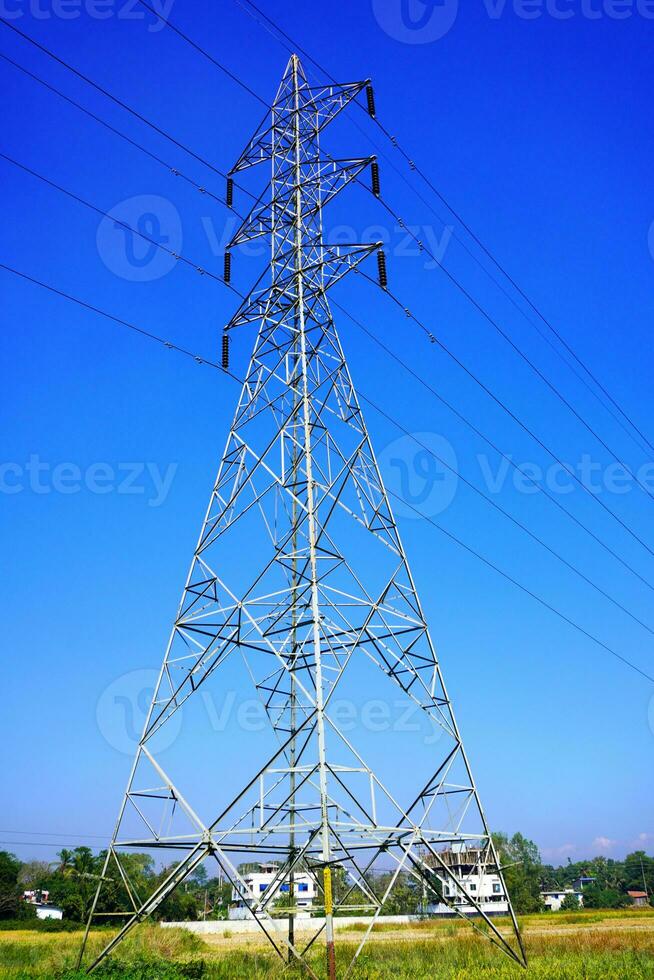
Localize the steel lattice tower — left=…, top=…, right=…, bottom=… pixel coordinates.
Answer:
left=80, top=56, right=526, bottom=978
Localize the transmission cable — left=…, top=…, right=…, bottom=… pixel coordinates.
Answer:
left=0, top=829, right=109, bottom=841
left=230, top=0, right=654, bottom=459
left=8, top=134, right=654, bottom=624
left=127, top=2, right=654, bottom=511
left=356, top=267, right=654, bottom=561
left=373, top=191, right=654, bottom=506
left=3, top=52, right=650, bottom=593
left=6, top=145, right=654, bottom=588
left=0, top=18, right=256, bottom=201
left=0, top=152, right=243, bottom=299
left=1, top=261, right=651, bottom=685
left=0, top=51, right=233, bottom=215
left=331, top=296, right=654, bottom=596
left=382, top=484, right=653, bottom=685
left=4, top=20, right=652, bottom=664
left=371, top=114, right=654, bottom=457
left=356, top=389, right=654, bottom=636
left=136, top=0, right=267, bottom=109
left=0, top=262, right=233, bottom=376
left=7, top=6, right=646, bottom=502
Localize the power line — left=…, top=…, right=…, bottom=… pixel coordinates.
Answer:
left=6, top=151, right=653, bottom=635
left=0, top=152, right=242, bottom=298
left=0, top=51, right=233, bottom=216
left=0, top=262, right=228, bottom=374
left=0, top=830, right=109, bottom=841
left=0, top=840, right=104, bottom=850
left=6, top=143, right=652, bottom=620
left=371, top=114, right=654, bottom=458
left=4, top=45, right=651, bottom=597
left=2, top=261, right=651, bottom=686
left=383, top=484, right=654, bottom=686
left=136, top=0, right=267, bottom=108
left=6, top=135, right=654, bottom=612
left=357, top=267, right=654, bottom=563
left=357, top=388, right=654, bottom=637
left=331, top=297, right=654, bottom=596
left=229, top=0, right=654, bottom=461
left=4, top=34, right=652, bottom=598
left=8, top=6, right=649, bottom=529
left=0, top=17, right=256, bottom=201
left=127, top=3, right=654, bottom=516
left=374, top=192, right=654, bottom=507
left=8, top=127, right=653, bottom=576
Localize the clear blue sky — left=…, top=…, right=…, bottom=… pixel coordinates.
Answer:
left=1, top=0, right=653, bottom=867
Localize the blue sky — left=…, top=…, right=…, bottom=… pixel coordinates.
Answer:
left=1, top=0, right=653, bottom=867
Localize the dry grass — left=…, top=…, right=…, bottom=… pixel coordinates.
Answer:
left=1, top=909, right=653, bottom=978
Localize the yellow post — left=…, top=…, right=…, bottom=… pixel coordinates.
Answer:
left=323, top=866, right=336, bottom=979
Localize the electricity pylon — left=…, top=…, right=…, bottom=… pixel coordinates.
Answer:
left=79, top=55, right=526, bottom=978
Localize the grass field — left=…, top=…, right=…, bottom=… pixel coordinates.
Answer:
left=1, top=909, right=654, bottom=979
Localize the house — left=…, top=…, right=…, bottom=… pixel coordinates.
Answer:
left=627, top=890, right=649, bottom=908
left=23, top=889, right=50, bottom=905
left=22, top=889, right=63, bottom=920
left=540, top=888, right=582, bottom=912
left=571, top=875, right=596, bottom=892
left=424, top=848, right=509, bottom=917
left=229, top=862, right=317, bottom=920
left=35, top=905, right=64, bottom=921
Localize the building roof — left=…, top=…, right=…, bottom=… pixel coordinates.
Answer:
left=627, top=891, right=648, bottom=899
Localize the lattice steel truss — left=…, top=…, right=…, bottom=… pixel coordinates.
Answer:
left=79, top=55, right=526, bottom=977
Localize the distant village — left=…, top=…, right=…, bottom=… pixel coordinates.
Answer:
left=4, top=835, right=652, bottom=927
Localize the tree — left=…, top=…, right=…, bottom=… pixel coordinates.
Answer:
left=0, top=852, right=22, bottom=920
left=560, top=892, right=580, bottom=912
left=582, top=885, right=629, bottom=910
left=492, top=832, right=543, bottom=913
left=18, top=861, right=51, bottom=890
left=624, top=851, right=654, bottom=897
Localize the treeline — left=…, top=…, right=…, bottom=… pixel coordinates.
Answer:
left=0, top=848, right=230, bottom=924
left=1, top=836, right=652, bottom=924
left=542, top=849, right=654, bottom=910
left=493, top=833, right=654, bottom=912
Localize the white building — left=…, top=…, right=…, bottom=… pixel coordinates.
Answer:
left=22, top=890, right=64, bottom=920
left=229, top=862, right=317, bottom=920
left=36, top=905, right=64, bottom=920
left=425, top=848, right=509, bottom=917
left=540, top=888, right=582, bottom=911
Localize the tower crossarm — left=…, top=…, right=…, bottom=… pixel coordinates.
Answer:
left=226, top=243, right=380, bottom=331
left=228, top=157, right=374, bottom=249
left=229, top=79, right=369, bottom=174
